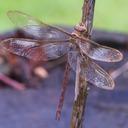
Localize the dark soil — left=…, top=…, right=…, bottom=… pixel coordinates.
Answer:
left=0, top=28, right=128, bottom=128
left=0, top=51, right=127, bottom=128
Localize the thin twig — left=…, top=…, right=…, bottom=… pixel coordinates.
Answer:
left=70, top=63, right=88, bottom=128
left=81, top=0, right=95, bottom=37
left=56, top=62, right=70, bottom=120
left=0, top=73, right=25, bottom=90
left=70, top=0, right=95, bottom=128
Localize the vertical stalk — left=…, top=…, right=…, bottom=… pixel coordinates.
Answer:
left=70, top=76, right=88, bottom=128
left=70, top=0, right=95, bottom=128
left=81, top=0, right=95, bottom=37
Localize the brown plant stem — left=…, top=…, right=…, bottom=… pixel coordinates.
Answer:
left=56, top=62, right=70, bottom=120
left=70, top=0, right=95, bottom=128
left=0, top=73, right=25, bottom=90
left=70, top=77, right=88, bottom=128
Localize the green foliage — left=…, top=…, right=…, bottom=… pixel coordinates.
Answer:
left=0, top=0, right=128, bottom=32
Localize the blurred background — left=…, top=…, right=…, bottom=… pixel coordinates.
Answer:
left=0, top=0, right=128, bottom=128
left=0, top=0, right=128, bottom=32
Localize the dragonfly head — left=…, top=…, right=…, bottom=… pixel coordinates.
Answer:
left=72, top=23, right=87, bottom=38
left=74, top=24, right=87, bottom=33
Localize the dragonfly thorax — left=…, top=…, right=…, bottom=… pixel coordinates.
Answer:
left=69, top=38, right=81, bottom=53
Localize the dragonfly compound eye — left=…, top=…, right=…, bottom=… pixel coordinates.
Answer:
left=74, top=24, right=87, bottom=33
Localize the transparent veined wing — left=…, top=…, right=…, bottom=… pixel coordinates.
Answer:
left=0, top=38, right=70, bottom=61
left=7, top=10, right=71, bottom=40
left=68, top=51, right=115, bottom=90
left=74, top=55, right=81, bottom=100
left=79, top=39, right=123, bottom=62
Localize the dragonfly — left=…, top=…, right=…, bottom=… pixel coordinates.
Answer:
left=0, top=10, right=123, bottom=119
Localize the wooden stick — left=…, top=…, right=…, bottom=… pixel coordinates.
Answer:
left=70, top=0, right=95, bottom=128
left=70, top=86, right=88, bottom=128
left=0, top=73, right=25, bottom=90
left=56, top=62, right=70, bottom=120
left=70, top=64, right=88, bottom=128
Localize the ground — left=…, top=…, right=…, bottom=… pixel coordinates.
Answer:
left=0, top=51, right=128, bottom=128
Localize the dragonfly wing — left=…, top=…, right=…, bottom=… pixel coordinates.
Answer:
left=0, top=38, right=70, bottom=61
left=40, top=41, right=70, bottom=61
left=74, top=55, right=81, bottom=100
left=68, top=51, right=78, bottom=71
left=68, top=51, right=115, bottom=90
left=79, top=39, right=123, bottom=62
left=7, top=10, right=71, bottom=40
